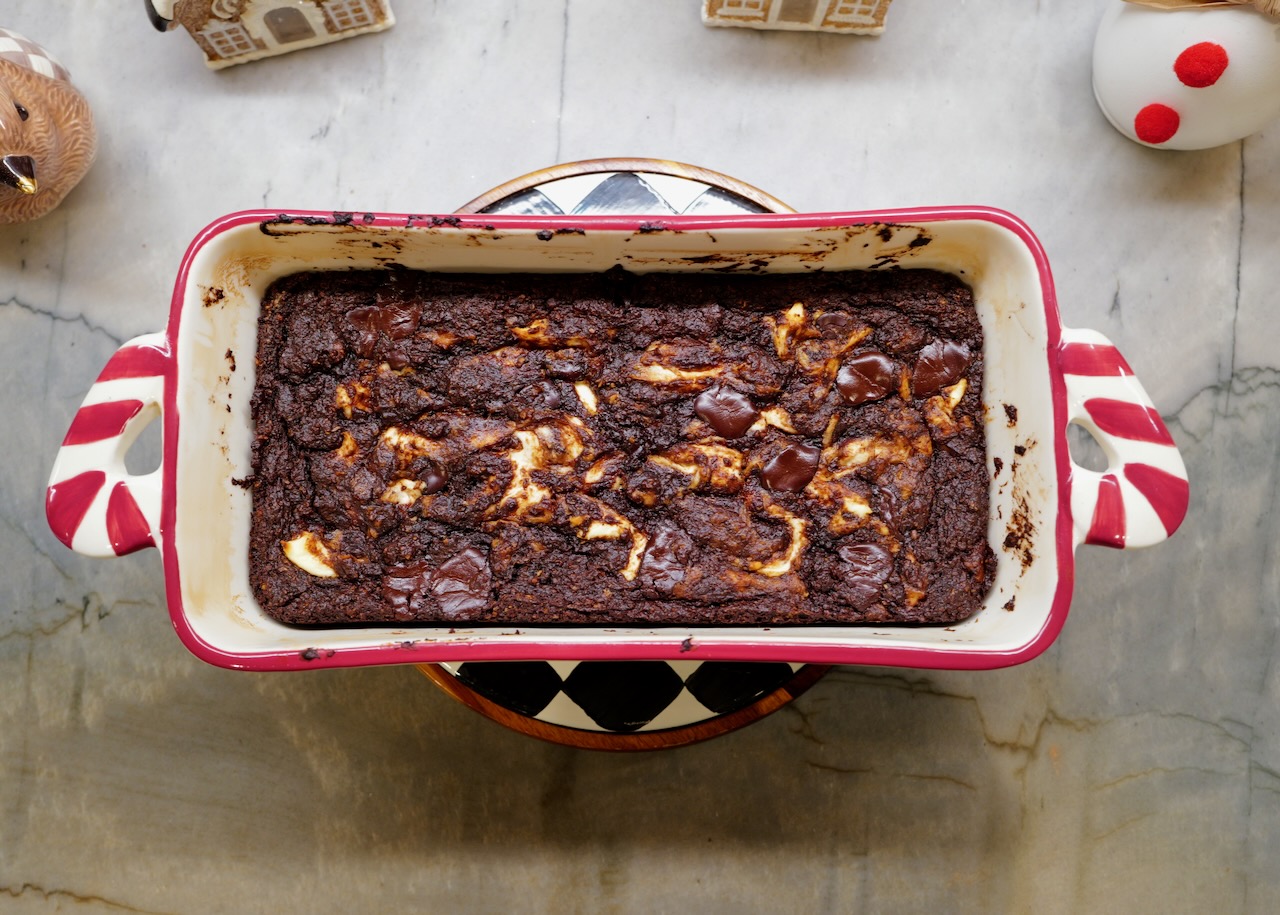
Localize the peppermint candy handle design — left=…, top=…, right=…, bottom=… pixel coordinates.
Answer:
left=1059, top=328, right=1189, bottom=549
left=46, top=333, right=169, bottom=557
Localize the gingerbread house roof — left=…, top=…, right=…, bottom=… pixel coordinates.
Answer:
left=703, top=0, right=895, bottom=34
left=171, top=1, right=249, bottom=35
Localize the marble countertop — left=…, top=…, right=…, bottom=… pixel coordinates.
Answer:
left=3, top=1, right=1277, bottom=911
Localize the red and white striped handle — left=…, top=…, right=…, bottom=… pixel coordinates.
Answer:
left=46, top=329, right=1187, bottom=556
left=45, top=333, right=169, bottom=557
left=1059, top=328, right=1189, bottom=550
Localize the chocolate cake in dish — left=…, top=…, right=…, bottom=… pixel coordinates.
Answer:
left=248, top=267, right=995, bottom=626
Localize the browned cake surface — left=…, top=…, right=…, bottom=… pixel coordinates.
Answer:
left=248, top=267, right=995, bottom=626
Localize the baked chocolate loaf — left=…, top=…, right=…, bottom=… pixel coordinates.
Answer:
left=248, top=267, right=995, bottom=626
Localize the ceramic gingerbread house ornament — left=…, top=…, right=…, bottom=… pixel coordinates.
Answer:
left=702, top=0, right=894, bottom=34
left=147, top=0, right=395, bottom=69
left=1093, top=0, right=1280, bottom=149
left=0, top=28, right=96, bottom=224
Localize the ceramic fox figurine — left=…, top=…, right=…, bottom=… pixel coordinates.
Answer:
left=0, top=28, right=96, bottom=224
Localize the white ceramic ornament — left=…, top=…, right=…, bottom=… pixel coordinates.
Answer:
left=1093, top=0, right=1280, bottom=149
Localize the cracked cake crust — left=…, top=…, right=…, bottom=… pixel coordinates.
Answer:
left=248, top=267, right=995, bottom=626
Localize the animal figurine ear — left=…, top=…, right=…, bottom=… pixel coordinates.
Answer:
left=0, top=27, right=96, bottom=224
left=1093, top=0, right=1280, bottom=149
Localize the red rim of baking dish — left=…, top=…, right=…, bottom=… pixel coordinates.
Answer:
left=138, top=206, right=1073, bottom=671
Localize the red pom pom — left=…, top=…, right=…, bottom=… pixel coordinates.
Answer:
left=1134, top=103, right=1181, bottom=144
left=1174, top=42, right=1229, bottom=88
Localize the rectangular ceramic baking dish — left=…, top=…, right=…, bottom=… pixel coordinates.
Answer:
left=46, top=208, right=1188, bottom=671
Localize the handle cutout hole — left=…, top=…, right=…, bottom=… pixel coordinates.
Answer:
left=123, top=407, right=162, bottom=476
left=1068, top=422, right=1108, bottom=473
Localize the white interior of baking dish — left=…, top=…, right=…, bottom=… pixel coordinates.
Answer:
left=170, top=214, right=1063, bottom=666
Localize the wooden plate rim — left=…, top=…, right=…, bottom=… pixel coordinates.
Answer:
left=456, top=157, right=798, bottom=216
left=416, top=662, right=833, bottom=751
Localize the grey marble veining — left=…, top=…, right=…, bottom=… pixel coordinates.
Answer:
left=1, top=1, right=1277, bottom=911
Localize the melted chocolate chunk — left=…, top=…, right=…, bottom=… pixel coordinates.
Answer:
left=546, top=349, right=588, bottom=380
left=350, top=303, right=421, bottom=369
left=520, top=381, right=563, bottom=410
left=877, top=485, right=906, bottom=536
left=837, top=543, right=893, bottom=609
left=421, top=465, right=448, bottom=495
left=349, top=303, right=419, bottom=357
left=815, top=311, right=855, bottom=334
left=694, top=386, right=759, bottom=439
left=431, top=547, right=491, bottom=617
left=761, top=443, right=821, bottom=492
left=836, top=352, right=897, bottom=406
left=383, top=560, right=434, bottom=621
left=912, top=339, right=972, bottom=397
left=637, top=527, right=690, bottom=595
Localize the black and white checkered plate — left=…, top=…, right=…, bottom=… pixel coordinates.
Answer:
left=421, top=162, right=827, bottom=746
left=446, top=659, right=806, bottom=733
